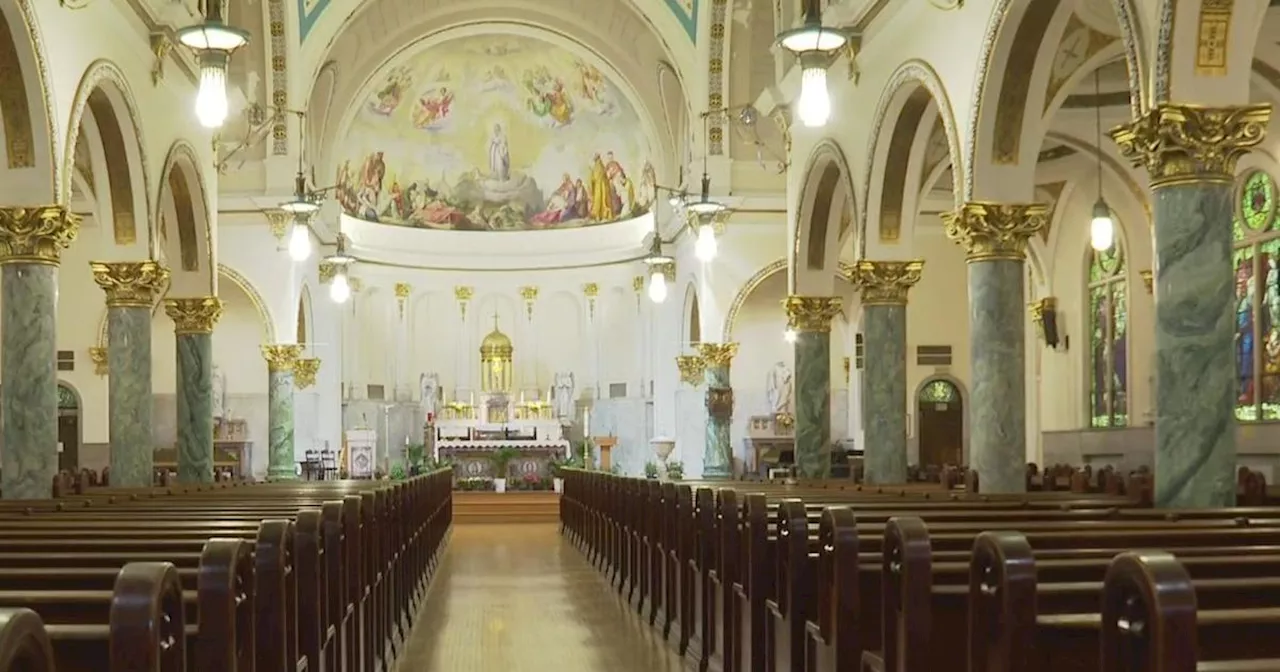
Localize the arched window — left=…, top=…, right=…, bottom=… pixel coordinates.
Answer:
left=1233, top=170, right=1280, bottom=421
left=1087, top=244, right=1128, bottom=427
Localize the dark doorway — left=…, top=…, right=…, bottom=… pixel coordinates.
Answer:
left=57, top=384, right=79, bottom=472
left=917, top=379, right=963, bottom=468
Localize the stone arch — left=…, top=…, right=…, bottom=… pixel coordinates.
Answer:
left=682, top=282, right=701, bottom=346
left=218, top=263, right=276, bottom=343
left=63, top=59, right=151, bottom=250
left=297, top=283, right=314, bottom=346
left=723, top=258, right=854, bottom=342
left=0, top=1, right=58, bottom=205
left=156, top=140, right=213, bottom=295
left=794, top=139, right=857, bottom=291
left=966, top=0, right=1145, bottom=201
left=862, top=59, right=965, bottom=250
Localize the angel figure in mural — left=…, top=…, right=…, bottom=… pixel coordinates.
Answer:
left=488, top=123, right=512, bottom=182
left=420, top=373, right=440, bottom=418
left=369, top=67, right=411, bottom=116
left=765, top=361, right=793, bottom=415
left=554, top=372, right=576, bottom=420
left=411, top=87, right=454, bottom=129
left=527, top=79, right=574, bottom=127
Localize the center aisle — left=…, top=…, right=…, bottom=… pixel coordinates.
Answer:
left=397, top=523, right=684, bottom=671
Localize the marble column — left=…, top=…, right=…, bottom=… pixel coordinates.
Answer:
left=851, top=261, right=923, bottom=484
left=943, top=203, right=1047, bottom=494
left=697, top=342, right=738, bottom=478
left=0, top=207, right=79, bottom=499
left=784, top=296, right=843, bottom=478
left=164, top=297, right=223, bottom=484
left=262, top=344, right=304, bottom=480
left=1112, top=103, right=1272, bottom=507
left=91, top=261, right=169, bottom=487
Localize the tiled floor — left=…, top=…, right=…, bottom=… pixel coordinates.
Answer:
left=397, top=523, right=684, bottom=671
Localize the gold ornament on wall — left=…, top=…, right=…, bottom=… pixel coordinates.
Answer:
left=848, top=260, right=924, bottom=306
left=164, top=297, right=223, bottom=334
left=88, top=346, right=108, bottom=377
left=942, top=202, right=1047, bottom=262
left=583, top=282, right=599, bottom=321
left=1140, top=270, right=1154, bottom=294
left=264, top=209, right=290, bottom=240
left=0, top=207, right=81, bottom=265
left=90, top=260, right=169, bottom=307
left=149, top=33, right=171, bottom=85
left=395, top=282, right=412, bottom=318
left=455, top=285, right=473, bottom=322
left=261, top=344, right=304, bottom=373
left=293, top=358, right=321, bottom=389
left=697, top=342, right=739, bottom=367
left=1110, top=103, right=1271, bottom=188
left=520, top=286, right=538, bottom=321
left=676, top=355, right=705, bottom=385
left=843, top=356, right=851, bottom=382
left=318, top=261, right=337, bottom=284
left=782, top=296, right=844, bottom=332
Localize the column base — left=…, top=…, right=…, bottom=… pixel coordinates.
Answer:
left=700, top=466, right=732, bottom=479
left=267, top=466, right=298, bottom=481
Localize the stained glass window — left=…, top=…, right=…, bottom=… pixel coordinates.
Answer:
left=56, top=385, right=77, bottom=410
left=1088, top=244, right=1128, bottom=428
left=1233, top=171, right=1280, bottom=422
left=919, top=380, right=958, bottom=405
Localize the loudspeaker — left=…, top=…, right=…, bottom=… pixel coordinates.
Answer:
left=1041, top=305, right=1060, bottom=349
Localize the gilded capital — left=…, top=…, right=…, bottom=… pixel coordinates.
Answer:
left=262, top=344, right=304, bottom=373
left=164, top=297, right=223, bottom=334
left=519, top=286, right=539, bottom=301
left=676, top=355, right=706, bottom=385
left=1110, top=103, right=1271, bottom=187
left=848, top=260, right=923, bottom=305
left=697, top=342, right=739, bottom=367
left=632, top=276, right=645, bottom=292
left=942, top=202, right=1047, bottom=262
left=454, top=285, right=473, bottom=302
left=89, top=346, right=108, bottom=377
left=318, top=261, right=337, bottom=284
left=90, top=261, right=169, bottom=307
left=583, top=282, right=599, bottom=297
left=394, top=282, right=412, bottom=299
left=782, top=296, right=843, bottom=332
left=1140, top=269, right=1154, bottom=294
left=0, top=206, right=80, bottom=265
left=293, top=357, right=320, bottom=388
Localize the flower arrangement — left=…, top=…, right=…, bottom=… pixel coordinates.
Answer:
left=455, top=477, right=495, bottom=491
left=509, top=472, right=553, bottom=491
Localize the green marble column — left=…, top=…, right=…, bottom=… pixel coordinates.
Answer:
left=851, top=262, right=923, bottom=484
left=1112, top=103, right=1272, bottom=507
left=784, top=296, right=842, bottom=478
left=944, top=203, right=1047, bottom=494
left=92, top=261, right=170, bottom=488
left=0, top=207, right=79, bottom=499
left=164, top=298, right=223, bottom=484
left=697, top=342, right=737, bottom=479
left=263, top=344, right=303, bottom=480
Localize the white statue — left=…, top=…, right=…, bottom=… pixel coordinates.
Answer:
left=211, top=363, right=227, bottom=420
left=488, top=123, right=511, bottom=181
left=765, top=361, right=793, bottom=415
left=553, top=372, right=576, bottom=420
left=419, top=373, right=440, bottom=417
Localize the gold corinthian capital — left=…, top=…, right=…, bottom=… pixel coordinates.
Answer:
left=293, top=357, right=321, bottom=387
left=675, top=355, right=705, bottom=385
left=782, top=296, right=843, bottom=332
left=91, top=261, right=170, bottom=307
left=0, top=206, right=80, bottom=265
left=942, top=202, right=1047, bottom=262
left=696, top=342, right=739, bottom=367
left=164, top=297, right=223, bottom=334
left=848, top=261, right=923, bottom=306
left=262, top=344, right=304, bottom=373
left=1110, top=103, right=1271, bottom=188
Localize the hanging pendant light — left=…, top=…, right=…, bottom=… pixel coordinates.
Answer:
left=643, top=234, right=674, bottom=304
left=176, top=0, right=249, bottom=129
left=324, top=234, right=356, bottom=304
left=1090, top=68, right=1114, bottom=252
left=776, top=0, right=849, bottom=129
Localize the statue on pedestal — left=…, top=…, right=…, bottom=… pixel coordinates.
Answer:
left=765, top=361, right=793, bottom=415
left=419, top=373, right=440, bottom=417
left=553, top=372, right=576, bottom=421
left=212, top=363, right=228, bottom=421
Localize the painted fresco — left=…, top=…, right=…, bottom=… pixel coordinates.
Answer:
left=336, top=34, right=656, bottom=231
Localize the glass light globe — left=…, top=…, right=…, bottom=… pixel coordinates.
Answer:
left=329, top=271, right=351, bottom=303
left=288, top=222, right=311, bottom=261
left=195, top=64, right=229, bottom=128
left=797, top=66, right=830, bottom=128
left=648, top=271, right=668, bottom=303
left=1090, top=199, right=1115, bottom=252
left=694, top=224, right=718, bottom=262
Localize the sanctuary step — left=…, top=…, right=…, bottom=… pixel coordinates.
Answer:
left=453, top=491, right=561, bottom=524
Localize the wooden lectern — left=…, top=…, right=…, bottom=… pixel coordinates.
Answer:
left=592, top=436, right=617, bottom=471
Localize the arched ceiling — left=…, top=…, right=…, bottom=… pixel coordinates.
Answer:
left=305, top=0, right=692, bottom=187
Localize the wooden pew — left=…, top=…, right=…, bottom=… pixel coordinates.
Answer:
left=0, top=608, right=56, bottom=672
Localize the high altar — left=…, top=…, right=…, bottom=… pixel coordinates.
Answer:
left=431, top=318, right=570, bottom=478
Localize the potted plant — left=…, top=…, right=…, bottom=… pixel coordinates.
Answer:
left=644, top=461, right=659, bottom=479
left=666, top=460, right=685, bottom=481
left=389, top=462, right=406, bottom=480
left=405, top=443, right=426, bottom=475
left=547, top=456, right=568, bottom=493
left=489, top=446, right=519, bottom=493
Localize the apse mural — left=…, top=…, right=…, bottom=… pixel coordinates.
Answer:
left=336, top=34, right=657, bottom=231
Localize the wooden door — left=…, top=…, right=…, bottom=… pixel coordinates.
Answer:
left=917, top=380, right=963, bottom=468
left=57, top=385, right=79, bottom=472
